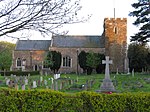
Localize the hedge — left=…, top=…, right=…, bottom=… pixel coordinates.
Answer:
left=0, top=89, right=149, bottom=112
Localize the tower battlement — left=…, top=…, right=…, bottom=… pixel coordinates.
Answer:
left=104, top=18, right=127, bottom=22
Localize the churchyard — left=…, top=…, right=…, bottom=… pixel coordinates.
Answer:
left=0, top=72, right=150, bottom=93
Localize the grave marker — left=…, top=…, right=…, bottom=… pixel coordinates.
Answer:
left=33, top=81, right=37, bottom=88
left=97, top=56, right=116, bottom=93
left=22, top=84, right=25, bottom=90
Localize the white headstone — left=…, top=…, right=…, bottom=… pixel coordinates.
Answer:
left=6, top=79, right=10, bottom=85
left=40, top=76, right=43, bottom=82
left=132, top=69, right=134, bottom=77
left=54, top=74, right=57, bottom=79
left=33, top=81, right=37, bottom=88
left=44, top=80, right=47, bottom=86
left=116, top=68, right=119, bottom=75
left=22, top=84, right=25, bottom=90
left=51, top=78, right=54, bottom=84
left=127, top=68, right=130, bottom=74
left=25, top=78, right=28, bottom=85
left=57, top=74, right=60, bottom=79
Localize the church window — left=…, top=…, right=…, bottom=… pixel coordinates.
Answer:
left=16, top=58, right=21, bottom=67
left=63, top=56, right=72, bottom=67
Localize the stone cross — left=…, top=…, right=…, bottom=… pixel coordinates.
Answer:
left=102, top=56, right=112, bottom=79
left=97, top=56, right=116, bottom=93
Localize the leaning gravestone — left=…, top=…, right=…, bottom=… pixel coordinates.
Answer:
left=97, top=56, right=116, bottom=93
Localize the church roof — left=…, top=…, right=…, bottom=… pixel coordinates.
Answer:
left=52, top=35, right=104, bottom=48
left=15, top=40, right=51, bottom=50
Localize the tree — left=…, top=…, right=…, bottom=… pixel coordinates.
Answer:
left=44, top=51, right=61, bottom=73
left=129, top=0, right=150, bottom=44
left=86, top=51, right=101, bottom=75
left=78, top=50, right=87, bottom=73
left=96, top=53, right=105, bottom=74
left=0, top=41, right=15, bottom=70
left=128, top=43, right=149, bottom=72
left=0, top=0, right=87, bottom=38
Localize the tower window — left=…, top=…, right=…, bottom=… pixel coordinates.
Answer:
left=114, top=27, right=118, bottom=34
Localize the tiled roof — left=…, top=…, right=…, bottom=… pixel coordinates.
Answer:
left=52, top=35, right=104, bottom=48
left=15, top=40, right=51, bottom=50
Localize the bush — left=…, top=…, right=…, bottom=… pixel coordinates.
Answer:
left=0, top=89, right=149, bottom=112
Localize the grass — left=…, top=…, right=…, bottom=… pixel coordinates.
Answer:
left=0, top=73, right=150, bottom=93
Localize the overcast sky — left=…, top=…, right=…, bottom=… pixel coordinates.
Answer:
left=0, top=0, right=139, bottom=44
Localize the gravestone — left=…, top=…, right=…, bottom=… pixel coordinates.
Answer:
left=127, top=68, right=130, bottom=74
left=44, top=79, right=47, bottom=86
left=25, top=78, right=28, bottom=85
left=51, top=78, right=54, bottom=90
left=97, top=56, right=116, bottom=92
left=33, top=81, right=37, bottom=88
left=132, top=69, right=134, bottom=77
left=40, top=76, right=43, bottom=82
left=22, top=84, right=25, bottom=90
left=15, top=84, right=19, bottom=90
left=6, top=79, right=10, bottom=85
left=116, top=68, right=119, bottom=75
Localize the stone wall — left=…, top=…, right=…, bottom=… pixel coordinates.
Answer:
left=50, top=47, right=105, bottom=73
left=12, top=50, right=47, bottom=71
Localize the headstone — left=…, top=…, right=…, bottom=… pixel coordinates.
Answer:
left=6, top=79, right=10, bottom=85
left=28, top=73, right=30, bottom=79
left=54, top=80, right=58, bottom=90
left=116, top=68, right=119, bottom=75
left=11, top=74, right=13, bottom=78
left=40, top=76, right=43, bottom=82
left=76, top=76, right=78, bottom=82
left=127, top=68, right=130, bottom=74
left=45, top=72, right=48, bottom=76
left=132, top=69, right=134, bottom=77
left=57, top=74, right=60, bottom=79
left=22, top=84, right=25, bottom=90
left=25, top=78, right=28, bottom=85
left=33, top=81, right=37, bottom=88
left=44, top=80, right=47, bottom=86
left=54, top=74, right=57, bottom=79
left=98, top=56, right=116, bottom=93
left=15, top=84, right=19, bottom=90
left=51, top=78, right=54, bottom=84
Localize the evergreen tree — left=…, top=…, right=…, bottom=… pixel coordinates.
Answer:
left=44, top=51, right=61, bottom=73
left=86, top=51, right=101, bottom=75
left=128, top=43, right=149, bottom=72
left=78, top=51, right=87, bottom=73
left=0, top=41, right=15, bottom=70
left=129, top=0, right=150, bottom=44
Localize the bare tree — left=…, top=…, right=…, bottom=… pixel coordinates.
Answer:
left=0, top=0, right=87, bottom=38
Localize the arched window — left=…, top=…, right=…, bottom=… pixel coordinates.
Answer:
left=63, top=56, right=72, bottom=67
left=16, top=58, right=21, bottom=67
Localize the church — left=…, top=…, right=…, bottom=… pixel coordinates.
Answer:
left=11, top=18, right=127, bottom=73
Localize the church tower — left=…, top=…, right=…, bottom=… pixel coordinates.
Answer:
left=104, top=18, right=127, bottom=73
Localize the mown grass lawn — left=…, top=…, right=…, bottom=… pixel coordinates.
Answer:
left=0, top=73, right=150, bottom=93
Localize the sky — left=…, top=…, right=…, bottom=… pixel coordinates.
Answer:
left=0, top=0, right=139, bottom=44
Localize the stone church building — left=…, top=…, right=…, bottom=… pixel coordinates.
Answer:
left=11, top=18, right=128, bottom=73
